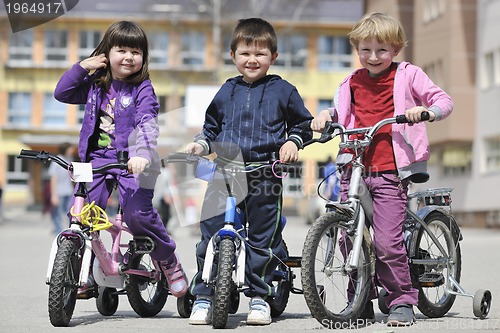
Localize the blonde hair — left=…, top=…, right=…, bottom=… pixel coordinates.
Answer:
left=348, top=12, right=407, bottom=51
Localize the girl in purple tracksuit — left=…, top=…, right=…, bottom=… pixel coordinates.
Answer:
left=54, top=21, right=188, bottom=297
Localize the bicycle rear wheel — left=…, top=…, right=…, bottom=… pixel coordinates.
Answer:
left=409, top=211, right=461, bottom=318
left=48, top=238, right=81, bottom=327
left=126, top=253, right=168, bottom=317
left=301, top=212, right=372, bottom=328
left=212, top=238, right=235, bottom=329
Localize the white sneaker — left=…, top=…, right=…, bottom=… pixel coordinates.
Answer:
left=188, top=298, right=212, bottom=325
left=247, top=296, right=272, bottom=325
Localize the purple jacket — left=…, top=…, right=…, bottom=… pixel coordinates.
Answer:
left=54, top=63, right=160, bottom=169
left=332, top=61, right=453, bottom=179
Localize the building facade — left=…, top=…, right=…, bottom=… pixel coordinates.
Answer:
left=0, top=0, right=363, bottom=216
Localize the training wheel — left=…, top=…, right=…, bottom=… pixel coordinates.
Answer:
left=177, top=292, right=195, bottom=318
left=473, top=289, right=491, bottom=319
left=378, top=288, right=389, bottom=315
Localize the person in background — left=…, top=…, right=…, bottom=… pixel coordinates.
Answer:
left=153, top=165, right=175, bottom=229
left=48, top=142, right=75, bottom=234
left=322, top=155, right=339, bottom=202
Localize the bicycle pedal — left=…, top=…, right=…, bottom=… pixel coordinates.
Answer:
left=130, top=236, right=155, bottom=254
left=419, top=272, right=445, bottom=287
left=283, top=256, right=302, bottom=268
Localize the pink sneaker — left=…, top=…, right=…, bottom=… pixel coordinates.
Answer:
left=160, top=253, right=188, bottom=297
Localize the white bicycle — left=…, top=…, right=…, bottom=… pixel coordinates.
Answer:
left=300, top=112, right=492, bottom=327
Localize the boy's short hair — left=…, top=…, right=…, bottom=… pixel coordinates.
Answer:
left=348, top=12, right=407, bottom=51
left=230, top=18, right=278, bottom=54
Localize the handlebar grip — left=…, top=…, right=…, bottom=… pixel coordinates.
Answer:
left=421, top=111, right=430, bottom=121
left=396, top=111, right=431, bottom=124
left=19, top=149, right=40, bottom=157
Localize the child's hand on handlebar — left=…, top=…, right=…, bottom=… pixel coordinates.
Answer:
left=405, top=107, right=435, bottom=124
left=182, top=142, right=204, bottom=155
left=311, top=109, right=333, bottom=132
left=128, top=156, right=150, bottom=174
left=279, top=141, right=299, bottom=163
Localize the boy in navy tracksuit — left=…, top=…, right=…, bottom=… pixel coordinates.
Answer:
left=183, top=18, right=312, bottom=325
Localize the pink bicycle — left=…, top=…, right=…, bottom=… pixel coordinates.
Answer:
left=18, top=150, right=169, bottom=327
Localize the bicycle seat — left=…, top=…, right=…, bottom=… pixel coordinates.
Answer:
left=409, top=172, right=429, bottom=183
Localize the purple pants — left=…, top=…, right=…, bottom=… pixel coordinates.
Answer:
left=71, top=149, right=176, bottom=262
left=340, top=171, right=418, bottom=308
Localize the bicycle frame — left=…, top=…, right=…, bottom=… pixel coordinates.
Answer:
left=18, top=150, right=160, bottom=289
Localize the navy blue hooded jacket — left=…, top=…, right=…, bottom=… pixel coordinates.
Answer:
left=195, top=74, right=313, bottom=162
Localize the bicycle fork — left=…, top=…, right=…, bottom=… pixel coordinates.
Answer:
left=45, top=223, right=92, bottom=287
left=202, top=197, right=246, bottom=287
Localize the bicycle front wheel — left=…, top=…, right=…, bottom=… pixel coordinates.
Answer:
left=410, top=211, right=462, bottom=318
left=48, top=238, right=82, bottom=327
left=301, top=212, right=372, bottom=328
left=212, top=238, right=236, bottom=329
left=126, top=253, right=168, bottom=317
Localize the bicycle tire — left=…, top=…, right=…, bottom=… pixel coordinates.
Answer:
left=96, top=287, right=119, bottom=316
left=48, top=238, right=81, bottom=327
left=212, top=238, right=235, bottom=329
left=126, top=253, right=168, bottom=317
left=177, top=291, right=195, bottom=318
left=301, top=212, right=372, bottom=328
left=409, top=211, right=462, bottom=318
left=268, top=240, right=291, bottom=318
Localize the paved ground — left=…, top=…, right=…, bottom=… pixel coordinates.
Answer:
left=1, top=205, right=500, bottom=332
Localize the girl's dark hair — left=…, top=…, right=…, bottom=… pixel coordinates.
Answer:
left=230, top=18, right=277, bottom=54
left=91, top=21, right=150, bottom=90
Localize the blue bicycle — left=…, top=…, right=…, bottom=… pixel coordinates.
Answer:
left=163, top=153, right=302, bottom=328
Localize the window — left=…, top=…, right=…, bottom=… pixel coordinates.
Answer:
left=45, top=30, right=68, bottom=63
left=157, top=95, right=167, bottom=128
left=485, top=138, right=500, bottom=172
left=43, top=93, right=67, bottom=127
left=481, top=50, right=500, bottom=89
left=317, top=99, right=332, bottom=115
left=222, top=32, right=233, bottom=66
left=77, top=104, right=85, bottom=125
left=181, top=32, right=205, bottom=66
left=317, top=35, right=352, bottom=70
left=282, top=162, right=303, bottom=196
left=423, top=60, right=444, bottom=88
left=150, top=32, right=169, bottom=68
left=78, top=30, right=101, bottom=60
left=442, top=146, right=472, bottom=177
left=8, top=92, right=32, bottom=126
left=8, top=30, right=33, bottom=65
left=275, top=35, right=307, bottom=68
left=423, top=0, right=446, bottom=23
left=6, top=154, right=29, bottom=185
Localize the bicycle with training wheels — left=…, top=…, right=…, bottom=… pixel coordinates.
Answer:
left=163, top=153, right=303, bottom=329
left=300, top=112, right=492, bottom=328
left=18, top=150, right=171, bottom=327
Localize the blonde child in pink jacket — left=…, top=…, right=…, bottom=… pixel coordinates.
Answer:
left=312, top=12, right=453, bottom=327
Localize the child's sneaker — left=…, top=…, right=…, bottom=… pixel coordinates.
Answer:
left=160, top=253, right=188, bottom=297
left=189, top=298, right=212, bottom=325
left=387, top=304, right=415, bottom=326
left=247, top=296, right=272, bottom=325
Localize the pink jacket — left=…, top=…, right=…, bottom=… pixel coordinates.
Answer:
left=332, top=61, right=453, bottom=180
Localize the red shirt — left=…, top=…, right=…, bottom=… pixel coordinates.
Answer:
left=350, top=63, right=397, bottom=172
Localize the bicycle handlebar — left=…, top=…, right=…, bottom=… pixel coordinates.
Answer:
left=303, top=111, right=430, bottom=147
left=163, top=152, right=298, bottom=174
left=17, top=149, right=129, bottom=174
